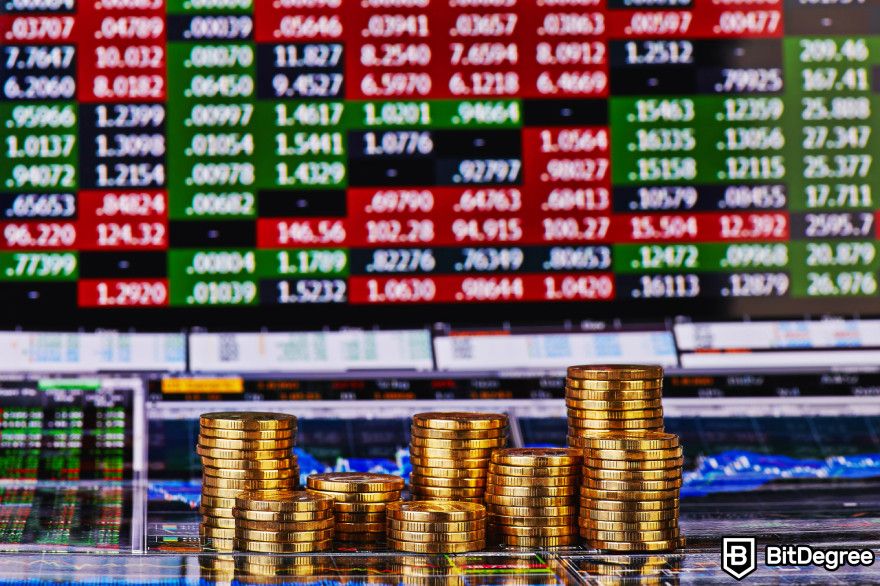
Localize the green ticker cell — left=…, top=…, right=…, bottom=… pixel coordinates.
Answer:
left=37, top=378, right=100, bottom=390
left=169, top=279, right=259, bottom=306
left=166, top=0, right=252, bottom=14
left=0, top=253, right=78, bottom=282
left=614, top=243, right=790, bottom=274
left=345, top=99, right=523, bottom=129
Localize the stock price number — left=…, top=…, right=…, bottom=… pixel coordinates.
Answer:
left=276, top=279, right=346, bottom=303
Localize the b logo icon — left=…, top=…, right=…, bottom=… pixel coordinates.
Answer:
left=722, top=537, right=757, bottom=581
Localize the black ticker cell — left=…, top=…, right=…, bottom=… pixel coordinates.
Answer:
left=256, top=43, right=344, bottom=99
left=165, top=14, right=254, bottom=42
left=619, top=272, right=792, bottom=299
left=698, top=67, right=784, bottom=95
left=258, top=190, right=346, bottom=217
left=261, top=278, right=347, bottom=305
left=693, top=40, right=783, bottom=68
left=613, top=184, right=788, bottom=213
left=432, top=130, right=522, bottom=159
left=3, top=0, right=77, bottom=12
left=168, top=220, right=255, bottom=247
left=610, top=66, right=696, bottom=96
left=0, top=193, right=77, bottom=220
left=79, top=252, right=167, bottom=278
left=0, top=282, right=76, bottom=311
left=348, top=158, right=435, bottom=186
left=783, top=1, right=877, bottom=35
left=523, top=99, right=608, bottom=126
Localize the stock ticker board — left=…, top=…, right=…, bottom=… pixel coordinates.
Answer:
left=2, top=0, right=880, bottom=322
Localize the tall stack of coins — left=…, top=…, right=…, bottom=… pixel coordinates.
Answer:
left=386, top=501, right=487, bottom=554
left=565, top=365, right=664, bottom=449
left=409, top=412, right=508, bottom=503
left=580, top=431, right=683, bottom=552
left=233, top=490, right=334, bottom=553
left=306, top=472, right=403, bottom=543
left=198, top=412, right=299, bottom=550
left=486, top=448, right=582, bottom=548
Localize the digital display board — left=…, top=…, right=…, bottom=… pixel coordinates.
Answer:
left=2, top=0, right=879, bottom=323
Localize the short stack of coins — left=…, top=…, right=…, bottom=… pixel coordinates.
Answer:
left=386, top=501, right=487, bottom=554
left=409, top=412, right=508, bottom=503
left=306, top=472, right=403, bottom=543
left=580, top=431, right=683, bottom=552
left=486, top=448, right=582, bottom=548
left=233, top=490, right=334, bottom=553
left=198, top=412, right=299, bottom=550
left=565, top=365, right=664, bottom=449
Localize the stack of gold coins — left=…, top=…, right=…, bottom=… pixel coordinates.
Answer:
left=579, top=431, right=683, bottom=552
left=565, top=365, right=664, bottom=449
left=409, top=412, right=508, bottom=503
left=198, top=412, right=298, bottom=550
left=305, top=472, right=403, bottom=543
left=386, top=501, right=487, bottom=553
left=486, top=448, right=582, bottom=548
left=233, top=490, right=334, bottom=553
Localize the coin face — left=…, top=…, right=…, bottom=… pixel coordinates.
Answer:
left=490, top=448, right=581, bottom=467
left=567, top=365, right=664, bottom=380
left=386, top=501, right=486, bottom=522
left=200, top=412, right=296, bottom=431
left=235, top=490, right=335, bottom=512
left=306, top=472, right=405, bottom=493
left=413, top=412, right=507, bottom=430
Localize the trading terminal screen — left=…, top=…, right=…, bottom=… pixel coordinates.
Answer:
left=2, top=0, right=880, bottom=325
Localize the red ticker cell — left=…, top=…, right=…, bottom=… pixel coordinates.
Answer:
left=78, top=278, right=168, bottom=307
left=76, top=219, right=168, bottom=250
left=349, top=272, right=615, bottom=304
left=0, top=222, right=77, bottom=250
left=254, top=0, right=343, bottom=43
left=78, top=190, right=167, bottom=218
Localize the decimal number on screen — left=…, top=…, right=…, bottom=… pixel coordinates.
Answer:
left=276, top=279, right=346, bottom=303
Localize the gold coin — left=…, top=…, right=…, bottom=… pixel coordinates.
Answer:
left=409, top=445, right=494, bottom=459
left=484, top=494, right=575, bottom=507
left=334, top=501, right=392, bottom=513
left=584, top=508, right=679, bottom=522
left=413, top=412, right=507, bottom=431
left=201, top=536, right=235, bottom=551
left=492, top=524, right=577, bottom=537
left=202, top=476, right=294, bottom=490
left=335, top=512, right=386, bottom=523
left=387, top=538, right=485, bottom=554
left=200, top=427, right=295, bottom=440
left=565, top=378, right=663, bottom=391
left=306, top=472, right=404, bottom=493
left=584, top=456, right=683, bottom=470
left=407, top=466, right=488, bottom=479
left=487, top=505, right=577, bottom=517
left=234, top=509, right=332, bottom=523
left=567, top=364, right=664, bottom=380
left=409, top=436, right=506, bottom=449
left=202, top=515, right=236, bottom=529
left=580, top=488, right=679, bottom=502
left=411, top=485, right=484, bottom=498
left=581, top=498, right=679, bottom=512
left=491, top=514, right=576, bottom=527
left=201, top=485, right=246, bottom=498
left=201, top=495, right=237, bottom=509
left=203, top=466, right=296, bottom=480
left=200, top=412, right=296, bottom=431
left=489, top=474, right=578, bottom=487
left=584, top=527, right=679, bottom=542
left=197, top=445, right=292, bottom=460
left=235, top=518, right=335, bottom=531
left=387, top=519, right=484, bottom=533
left=486, top=485, right=577, bottom=497
left=589, top=447, right=683, bottom=461
left=199, top=505, right=234, bottom=518
left=576, top=431, right=679, bottom=450
left=307, top=489, right=401, bottom=503
left=488, top=463, right=579, bottom=477
left=386, top=501, right=485, bottom=522
left=588, top=538, right=679, bottom=552
left=565, top=398, right=662, bottom=411
left=200, top=456, right=296, bottom=470
left=568, top=419, right=665, bottom=432
left=235, top=528, right=334, bottom=542
left=502, top=534, right=578, bottom=547
left=584, top=467, right=681, bottom=481
left=236, top=490, right=334, bottom=512
left=335, top=521, right=385, bottom=533
left=388, top=529, right=486, bottom=543
left=409, top=456, right=488, bottom=468
left=198, top=436, right=295, bottom=450
left=491, top=448, right=582, bottom=467
left=411, top=426, right=506, bottom=440
left=199, top=525, right=236, bottom=539
left=566, top=408, right=664, bottom=421
left=409, top=474, right=486, bottom=488
left=585, top=478, right=682, bottom=491
left=235, top=539, right=331, bottom=553
left=584, top=519, right=678, bottom=532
